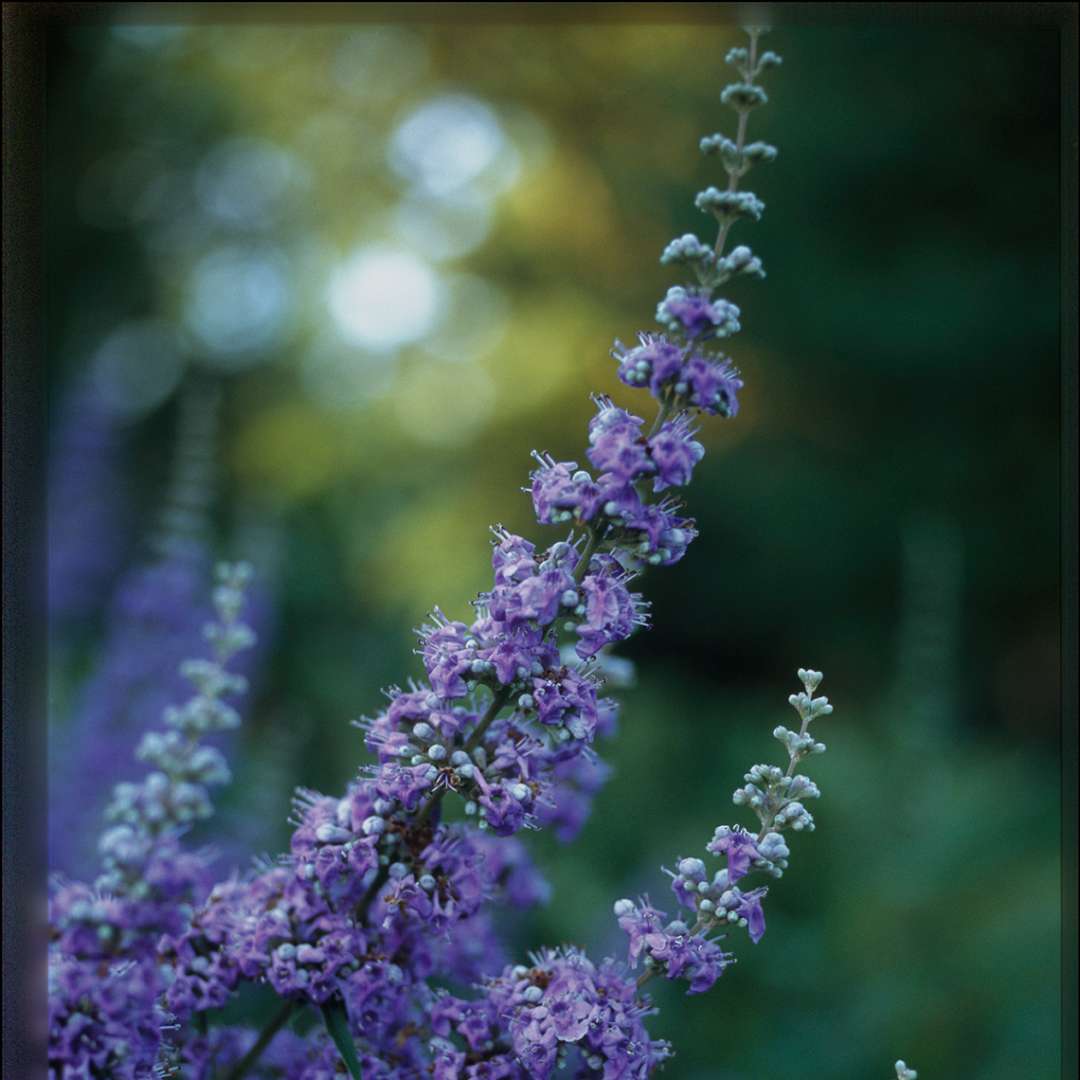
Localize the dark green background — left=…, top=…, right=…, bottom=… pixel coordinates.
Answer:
left=45, top=12, right=1062, bottom=1078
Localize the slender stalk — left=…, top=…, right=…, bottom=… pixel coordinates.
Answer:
left=463, top=684, right=515, bottom=753
left=572, top=526, right=601, bottom=585
left=361, top=682, right=515, bottom=911
left=646, top=397, right=674, bottom=440
left=631, top=23, right=771, bottom=1011
left=713, top=28, right=760, bottom=259
left=755, top=707, right=814, bottom=843
left=322, top=1000, right=364, bottom=1079
left=223, top=999, right=294, bottom=1080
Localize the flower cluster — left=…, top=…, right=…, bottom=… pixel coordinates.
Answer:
left=612, top=668, right=832, bottom=1000
left=48, top=549, right=213, bottom=877
left=48, top=377, right=272, bottom=880
left=48, top=563, right=257, bottom=1077
left=431, top=948, right=671, bottom=1078
left=46, top=26, right=916, bottom=1080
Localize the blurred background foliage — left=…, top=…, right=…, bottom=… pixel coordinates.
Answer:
left=44, top=9, right=1061, bottom=1079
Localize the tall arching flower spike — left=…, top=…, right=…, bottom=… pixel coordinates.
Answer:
left=46, top=26, right=920, bottom=1079
left=184, top=25, right=792, bottom=1077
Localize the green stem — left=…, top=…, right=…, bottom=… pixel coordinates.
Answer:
left=463, top=685, right=515, bottom=753
left=756, top=705, right=814, bottom=842
left=572, top=527, right=601, bottom=585
left=352, top=681, right=516, bottom=925
left=373, top=683, right=514, bottom=890
left=713, top=28, right=760, bottom=259
left=322, top=1000, right=364, bottom=1079
left=646, top=397, right=674, bottom=440
left=223, top=999, right=294, bottom=1080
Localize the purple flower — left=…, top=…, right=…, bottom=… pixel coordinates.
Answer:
left=289, top=786, right=380, bottom=906
left=682, top=353, right=743, bottom=417
left=49, top=551, right=212, bottom=878
left=736, top=887, right=768, bottom=944
left=48, top=951, right=164, bottom=1079
left=419, top=610, right=477, bottom=699
left=656, top=286, right=741, bottom=340
left=619, top=498, right=699, bottom=567
left=229, top=867, right=370, bottom=1005
left=611, top=333, right=743, bottom=419
left=647, top=416, right=705, bottom=492
left=545, top=966, right=600, bottom=1041
left=575, top=567, right=647, bottom=660
left=491, top=527, right=539, bottom=585
left=489, top=950, right=673, bottom=1078
left=612, top=333, right=685, bottom=396
left=653, top=933, right=730, bottom=995
left=668, top=856, right=708, bottom=911
left=511, top=1006, right=559, bottom=1079
left=375, top=761, right=439, bottom=811
left=340, top=957, right=417, bottom=1056
left=530, top=454, right=602, bottom=526
left=43, top=33, right=799, bottom=1079
left=472, top=772, right=530, bottom=836
left=707, top=825, right=759, bottom=883
left=158, top=879, right=249, bottom=1016
left=614, top=898, right=731, bottom=994
left=489, top=567, right=576, bottom=632
left=530, top=665, right=599, bottom=741
left=587, top=398, right=654, bottom=484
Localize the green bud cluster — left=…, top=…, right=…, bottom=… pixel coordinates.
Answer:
left=732, top=669, right=831, bottom=840
left=662, top=27, right=782, bottom=299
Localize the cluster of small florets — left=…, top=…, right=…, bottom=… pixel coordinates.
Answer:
left=42, top=26, right=918, bottom=1080
left=431, top=948, right=672, bottom=1078
left=614, top=897, right=734, bottom=994
left=612, top=333, right=744, bottom=418
left=48, top=951, right=165, bottom=1080
left=152, top=799, right=555, bottom=1072
left=47, top=564, right=258, bottom=1078
left=96, top=564, right=255, bottom=901
left=661, top=235, right=765, bottom=290
left=732, top=668, right=831, bottom=837
left=609, top=667, right=832, bottom=1005
left=48, top=551, right=214, bottom=879
left=613, top=27, right=782, bottom=447
left=531, top=455, right=698, bottom=568
left=174, top=34, right=788, bottom=1067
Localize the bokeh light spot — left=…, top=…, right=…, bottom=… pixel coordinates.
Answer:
left=328, top=246, right=442, bottom=352
left=183, top=246, right=292, bottom=366
left=389, top=95, right=517, bottom=199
